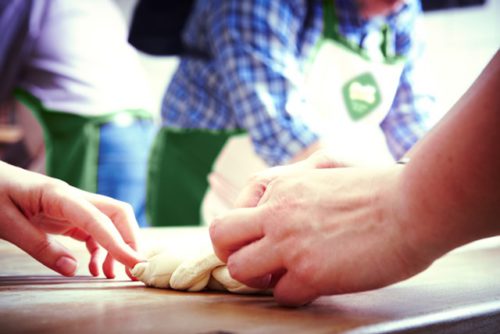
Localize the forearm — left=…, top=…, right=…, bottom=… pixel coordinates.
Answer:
left=398, top=52, right=500, bottom=258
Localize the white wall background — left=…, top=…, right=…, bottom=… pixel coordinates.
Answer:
left=422, top=0, right=500, bottom=121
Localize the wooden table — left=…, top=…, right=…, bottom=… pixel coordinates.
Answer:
left=1, top=227, right=499, bottom=333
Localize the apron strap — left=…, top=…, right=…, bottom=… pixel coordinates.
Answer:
left=322, top=0, right=399, bottom=61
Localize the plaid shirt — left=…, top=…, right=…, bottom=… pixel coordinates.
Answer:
left=162, top=0, right=434, bottom=165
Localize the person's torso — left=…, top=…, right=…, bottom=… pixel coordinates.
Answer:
left=162, top=0, right=417, bottom=130
left=17, top=0, right=153, bottom=116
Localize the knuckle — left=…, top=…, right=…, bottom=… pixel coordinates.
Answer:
left=45, top=178, right=70, bottom=192
left=311, top=150, right=339, bottom=168
left=30, top=238, right=54, bottom=257
left=208, top=221, right=220, bottom=241
left=76, top=214, right=97, bottom=235
left=209, top=221, right=228, bottom=261
left=109, top=199, right=133, bottom=215
left=289, top=249, right=322, bottom=286
left=44, top=180, right=74, bottom=205
left=266, top=188, right=300, bottom=214
left=53, top=178, right=69, bottom=188
left=226, top=257, right=243, bottom=280
left=294, top=257, right=317, bottom=280
left=247, top=171, right=273, bottom=189
left=119, top=201, right=134, bottom=215
left=99, top=239, right=114, bottom=254
left=119, top=202, right=136, bottom=221
left=110, top=200, right=136, bottom=223
left=247, top=172, right=265, bottom=184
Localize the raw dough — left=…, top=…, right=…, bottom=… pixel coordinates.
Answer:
left=131, top=248, right=266, bottom=294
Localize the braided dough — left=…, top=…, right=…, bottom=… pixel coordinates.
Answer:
left=131, top=245, right=265, bottom=294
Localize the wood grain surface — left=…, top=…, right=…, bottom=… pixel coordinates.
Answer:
left=1, top=227, right=499, bottom=334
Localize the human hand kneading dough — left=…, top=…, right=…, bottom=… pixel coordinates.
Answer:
left=210, top=53, right=500, bottom=306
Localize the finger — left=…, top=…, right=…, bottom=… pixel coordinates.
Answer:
left=211, top=266, right=270, bottom=293
left=31, top=215, right=71, bottom=234
left=41, top=186, right=143, bottom=269
left=103, top=252, right=115, bottom=279
left=63, top=228, right=102, bottom=277
left=1, top=206, right=78, bottom=276
left=233, top=176, right=269, bottom=208
left=209, top=207, right=265, bottom=261
left=241, top=275, right=272, bottom=290
left=86, top=238, right=103, bottom=277
left=80, top=193, right=143, bottom=279
left=305, top=150, right=349, bottom=169
left=82, top=191, right=141, bottom=253
left=125, top=266, right=138, bottom=281
left=273, top=272, right=320, bottom=307
left=226, top=237, right=282, bottom=287
left=233, top=157, right=335, bottom=209
left=233, top=165, right=297, bottom=208
left=269, top=268, right=287, bottom=288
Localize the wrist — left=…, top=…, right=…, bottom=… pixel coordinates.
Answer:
left=382, top=164, right=451, bottom=272
left=394, top=160, right=494, bottom=264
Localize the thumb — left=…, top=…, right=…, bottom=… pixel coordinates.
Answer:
left=1, top=207, right=78, bottom=276
left=233, top=177, right=269, bottom=208
left=233, top=152, right=344, bottom=209
left=306, top=149, right=351, bottom=169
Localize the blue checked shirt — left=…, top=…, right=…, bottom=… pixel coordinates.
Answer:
left=162, top=0, right=435, bottom=165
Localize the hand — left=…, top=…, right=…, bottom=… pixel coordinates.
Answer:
left=234, top=149, right=349, bottom=208
left=211, top=52, right=500, bottom=306
left=210, top=165, right=435, bottom=306
left=0, top=162, right=144, bottom=278
left=289, top=140, right=324, bottom=164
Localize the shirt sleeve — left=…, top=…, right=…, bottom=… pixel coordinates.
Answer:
left=205, top=0, right=320, bottom=166
left=380, top=1, right=436, bottom=160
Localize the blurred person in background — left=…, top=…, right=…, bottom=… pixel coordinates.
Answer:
left=0, top=0, right=156, bottom=227
left=141, top=0, right=435, bottom=227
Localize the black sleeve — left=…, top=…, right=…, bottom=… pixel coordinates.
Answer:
left=128, top=0, right=195, bottom=56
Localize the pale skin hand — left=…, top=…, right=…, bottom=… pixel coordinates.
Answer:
left=289, top=140, right=324, bottom=164
left=210, top=165, right=434, bottom=306
left=0, top=162, right=144, bottom=278
left=210, top=52, right=500, bottom=306
left=235, top=149, right=349, bottom=209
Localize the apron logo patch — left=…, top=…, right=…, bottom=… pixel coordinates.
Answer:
left=342, top=72, right=381, bottom=121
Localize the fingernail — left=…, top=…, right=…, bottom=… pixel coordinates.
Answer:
left=130, top=262, right=147, bottom=279
left=56, top=256, right=77, bottom=276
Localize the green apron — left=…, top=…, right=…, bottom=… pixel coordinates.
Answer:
left=147, top=128, right=244, bottom=227
left=15, top=89, right=152, bottom=193
left=301, top=0, right=406, bottom=164
left=148, top=0, right=405, bottom=227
